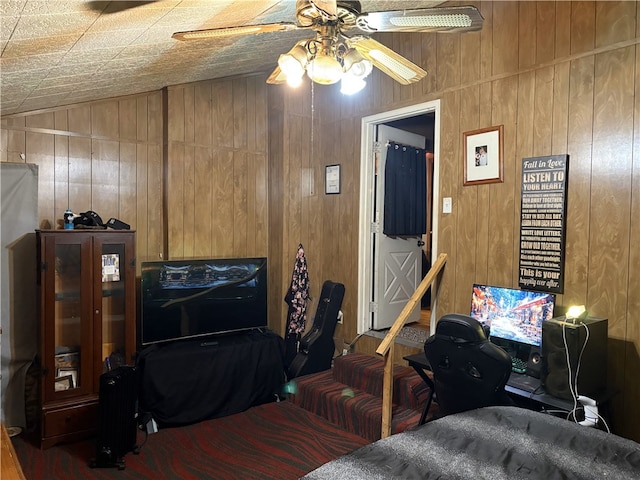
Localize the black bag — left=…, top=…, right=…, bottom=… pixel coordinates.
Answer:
left=74, top=210, right=104, bottom=227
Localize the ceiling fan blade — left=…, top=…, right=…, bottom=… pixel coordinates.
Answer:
left=266, top=66, right=287, bottom=85
left=355, top=6, right=484, bottom=34
left=350, top=37, right=426, bottom=85
left=173, top=23, right=302, bottom=41
left=86, top=1, right=159, bottom=14
left=311, top=0, right=338, bottom=19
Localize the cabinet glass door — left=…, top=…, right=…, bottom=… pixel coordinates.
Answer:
left=48, top=237, right=92, bottom=399
left=96, top=233, right=135, bottom=378
left=100, top=243, right=126, bottom=371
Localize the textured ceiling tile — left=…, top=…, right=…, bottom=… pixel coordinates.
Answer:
left=1, top=0, right=443, bottom=115
left=1, top=34, right=79, bottom=58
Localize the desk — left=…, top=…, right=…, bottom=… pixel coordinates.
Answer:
left=403, top=352, right=612, bottom=425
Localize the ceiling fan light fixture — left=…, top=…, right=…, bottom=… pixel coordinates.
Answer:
left=307, top=52, right=343, bottom=85
left=340, top=74, right=367, bottom=95
left=389, top=14, right=472, bottom=28
left=278, top=45, right=308, bottom=78
left=343, top=48, right=373, bottom=79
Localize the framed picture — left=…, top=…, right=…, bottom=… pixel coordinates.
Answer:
left=54, top=374, right=74, bottom=392
left=325, top=164, right=341, bottom=194
left=463, top=125, right=504, bottom=186
left=57, top=367, right=78, bottom=388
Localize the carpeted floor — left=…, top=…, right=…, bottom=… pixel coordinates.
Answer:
left=12, top=401, right=369, bottom=480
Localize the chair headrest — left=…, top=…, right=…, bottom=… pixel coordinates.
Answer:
left=434, top=314, right=487, bottom=342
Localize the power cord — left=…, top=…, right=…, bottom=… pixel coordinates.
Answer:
left=561, top=322, right=611, bottom=432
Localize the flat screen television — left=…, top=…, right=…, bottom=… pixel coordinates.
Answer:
left=470, top=284, right=556, bottom=348
left=140, top=257, right=267, bottom=346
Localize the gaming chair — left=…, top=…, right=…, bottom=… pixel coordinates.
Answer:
left=424, top=313, right=513, bottom=416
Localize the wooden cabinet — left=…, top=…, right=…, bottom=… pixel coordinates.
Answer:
left=36, top=230, right=136, bottom=448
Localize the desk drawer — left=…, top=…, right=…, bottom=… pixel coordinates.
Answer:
left=43, top=402, right=98, bottom=438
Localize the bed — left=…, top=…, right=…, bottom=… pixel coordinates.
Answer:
left=302, top=406, right=640, bottom=480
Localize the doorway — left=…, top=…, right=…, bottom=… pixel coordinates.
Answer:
left=357, top=100, right=440, bottom=336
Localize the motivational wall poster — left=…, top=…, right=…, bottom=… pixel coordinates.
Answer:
left=518, top=155, right=569, bottom=293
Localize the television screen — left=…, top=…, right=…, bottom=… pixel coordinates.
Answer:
left=140, top=258, right=267, bottom=346
left=470, top=284, right=555, bottom=347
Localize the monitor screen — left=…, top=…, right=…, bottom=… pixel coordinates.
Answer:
left=140, top=257, right=267, bottom=346
left=470, top=284, right=555, bottom=347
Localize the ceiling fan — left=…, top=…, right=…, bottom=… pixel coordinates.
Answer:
left=172, top=0, right=483, bottom=94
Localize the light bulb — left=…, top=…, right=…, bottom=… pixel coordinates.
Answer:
left=307, top=53, right=343, bottom=85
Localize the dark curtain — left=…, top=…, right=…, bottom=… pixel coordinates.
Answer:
left=383, top=142, right=427, bottom=236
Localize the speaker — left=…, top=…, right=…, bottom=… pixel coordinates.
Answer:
left=541, top=316, right=608, bottom=400
left=525, top=347, right=542, bottom=378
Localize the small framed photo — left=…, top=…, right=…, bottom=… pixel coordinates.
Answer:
left=463, top=125, right=504, bottom=186
left=325, top=164, right=341, bottom=194
left=57, top=367, right=78, bottom=388
left=54, top=375, right=74, bottom=392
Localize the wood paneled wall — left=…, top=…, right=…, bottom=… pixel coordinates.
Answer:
left=165, top=76, right=269, bottom=261
left=275, top=1, right=640, bottom=441
left=2, top=0, right=638, bottom=442
left=0, top=92, right=164, bottom=266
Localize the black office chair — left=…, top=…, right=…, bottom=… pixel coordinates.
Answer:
left=424, top=313, right=513, bottom=417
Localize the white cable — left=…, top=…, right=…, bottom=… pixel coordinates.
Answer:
left=563, top=322, right=594, bottom=426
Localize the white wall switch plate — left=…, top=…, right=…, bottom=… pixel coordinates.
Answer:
left=443, top=197, right=452, bottom=214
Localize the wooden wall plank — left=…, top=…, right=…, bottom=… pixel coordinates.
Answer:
left=555, top=1, right=572, bottom=58
left=53, top=135, right=69, bottom=226
left=420, top=33, right=437, bottom=96
left=455, top=85, right=480, bottom=310
left=119, top=98, right=136, bottom=142
left=536, top=2, right=556, bottom=64
left=182, top=146, right=195, bottom=258
left=212, top=149, right=235, bottom=256
left=233, top=150, right=248, bottom=257
left=571, top=1, right=596, bottom=55
left=518, top=1, right=537, bottom=69
left=564, top=56, right=595, bottom=306
left=167, top=143, right=185, bottom=258
left=551, top=62, right=570, bottom=155
left=588, top=45, right=635, bottom=437
left=119, top=142, right=137, bottom=227
left=492, top=2, right=519, bottom=75
left=193, top=146, right=212, bottom=258
left=92, top=103, right=119, bottom=139
left=212, top=80, right=234, bottom=148
left=146, top=143, right=164, bottom=261
left=195, top=83, right=212, bottom=147
left=595, top=0, right=637, bottom=47
left=533, top=66, right=555, bottom=156
left=625, top=42, right=640, bottom=444
left=436, top=33, right=459, bottom=92
left=136, top=143, right=150, bottom=262
left=183, top=86, right=195, bottom=145
left=91, top=139, right=120, bottom=219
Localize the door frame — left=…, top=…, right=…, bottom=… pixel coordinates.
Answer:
left=357, top=100, right=441, bottom=335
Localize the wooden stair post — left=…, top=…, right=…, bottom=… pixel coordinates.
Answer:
left=376, top=253, right=447, bottom=439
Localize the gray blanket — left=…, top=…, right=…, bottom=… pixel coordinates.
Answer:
left=303, top=406, right=640, bottom=480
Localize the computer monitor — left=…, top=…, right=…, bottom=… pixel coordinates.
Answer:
left=470, top=284, right=556, bottom=347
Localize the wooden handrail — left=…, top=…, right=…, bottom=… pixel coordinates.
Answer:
left=376, top=252, right=447, bottom=438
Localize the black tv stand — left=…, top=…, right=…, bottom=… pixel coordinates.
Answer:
left=137, top=329, right=285, bottom=427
